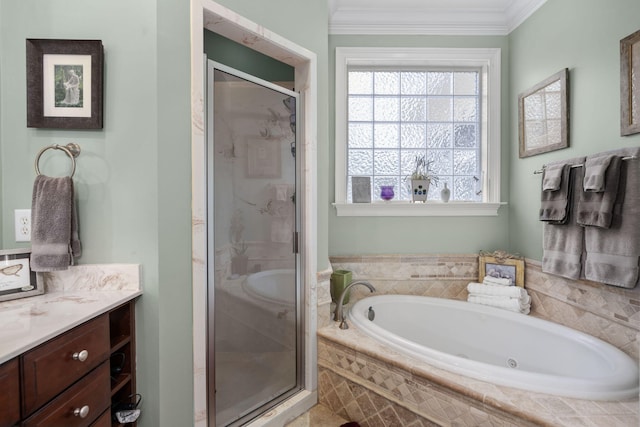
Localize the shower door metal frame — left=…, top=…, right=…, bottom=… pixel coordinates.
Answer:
left=205, top=59, right=304, bottom=427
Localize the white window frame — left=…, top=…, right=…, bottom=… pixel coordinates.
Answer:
left=333, top=47, right=504, bottom=216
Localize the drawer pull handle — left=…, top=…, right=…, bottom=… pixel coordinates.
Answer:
left=72, top=350, right=89, bottom=362
left=73, top=405, right=90, bottom=418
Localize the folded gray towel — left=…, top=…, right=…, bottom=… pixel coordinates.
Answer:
left=539, top=162, right=571, bottom=223
left=577, top=155, right=622, bottom=228
left=583, top=155, right=614, bottom=192
left=31, top=175, right=81, bottom=271
left=583, top=147, right=640, bottom=288
left=542, top=157, right=586, bottom=280
left=541, top=163, right=566, bottom=191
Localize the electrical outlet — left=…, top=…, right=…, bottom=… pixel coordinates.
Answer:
left=14, top=209, right=31, bottom=242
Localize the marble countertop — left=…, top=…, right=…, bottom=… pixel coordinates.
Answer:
left=0, top=264, right=141, bottom=365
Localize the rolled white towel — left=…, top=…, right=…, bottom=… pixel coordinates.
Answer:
left=467, top=294, right=531, bottom=314
left=483, top=276, right=513, bottom=286
left=467, top=282, right=527, bottom=299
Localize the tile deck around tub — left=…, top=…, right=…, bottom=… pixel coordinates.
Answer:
left=318, top=323, right=639, bottom=427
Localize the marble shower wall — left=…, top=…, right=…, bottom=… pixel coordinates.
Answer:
left=326, top=254, right=639, bottom=359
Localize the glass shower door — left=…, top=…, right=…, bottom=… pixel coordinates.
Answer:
left=207, top=61, right=301, bottom=427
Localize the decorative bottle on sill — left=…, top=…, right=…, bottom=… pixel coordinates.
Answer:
left=440, top=183, right=450, bottom=203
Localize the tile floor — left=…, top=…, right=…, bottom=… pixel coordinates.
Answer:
left=285, top=404, right=349, bottom=427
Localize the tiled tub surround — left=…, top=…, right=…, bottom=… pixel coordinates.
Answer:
left=0, top=264, right=141, bottom=363
left=321, top=254, right=639, bottom=426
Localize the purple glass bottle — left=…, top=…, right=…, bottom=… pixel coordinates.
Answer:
left=380, top=185, right=395, bottom=201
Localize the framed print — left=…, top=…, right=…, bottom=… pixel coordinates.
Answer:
left=26, top=39, right=104, bottom=129
left=621, top=29, right=640, bottom=136
left=518, top=69, right=569, bottom=158
left=0, top=248, right=44, bottom=302
left=478, top=252, right=525, bottom=287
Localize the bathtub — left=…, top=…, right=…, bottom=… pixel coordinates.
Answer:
left=349, top=295, right=639, bottom=401
left=243, top=269, right=295, bottom=306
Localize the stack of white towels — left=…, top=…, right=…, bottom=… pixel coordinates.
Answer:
left=466, top=276, right=531, bottom=314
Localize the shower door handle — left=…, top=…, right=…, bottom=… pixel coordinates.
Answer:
left=293, top=231, right=299, bottom=254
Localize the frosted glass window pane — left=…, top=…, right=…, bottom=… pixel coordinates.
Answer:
left=374, top=97, right=400, bottom=121
left=454, top=177, right=481, bottom=201
left=454, top=124, right=477, bottom=148
left=524, top=121, right=546, bottom=148
left=453, top=150, right=477, bottom=175
left=401, top=97, right=426, bottom=121
left=374, top=72, right=400, bottom=94
left=349, top=96, right=373, bottom=121
left=427, top=97, right=452, bottom=122
left=400, top=150, right=427, bottom=176
left=427, top=72, right=452, bottom=95
left=349, top=123, right=373, bottom=148
left=349, top=71, right=373, bottom=94
left=401, top=72, right=426, bottom=94
left=545, top=92, right=561, bottom=119
left=454, top=72, right=478, bottom=95
left=400, top=124, right=426, bottom=148
left=349, top=150, right=373, bottom=175
left=374, top=123, right=400, bottom=148
left=427, top=149, right=452, bottom=175
left=427, top=123, right=453, bottom=148
left=454, top=97, right=477, bottom=122
left=524, top=94, right=544, bottom=120
left=374, top=150, right=400, bottom=175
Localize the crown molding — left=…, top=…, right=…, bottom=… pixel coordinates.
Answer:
left=329, top=0, right=546, bottom=36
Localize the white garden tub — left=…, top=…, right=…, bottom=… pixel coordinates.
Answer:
left=349, top=294, right=639, bottom=400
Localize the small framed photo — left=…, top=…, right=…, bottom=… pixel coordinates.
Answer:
left=478, top=252, right=525, bottom=288
left=26, top=39, right=104, bottom=129
left=352, top=176, right=371, bottom=203
left=620, top=29, right=640, bottom=136
left=0, top=249, right=44, bottom=302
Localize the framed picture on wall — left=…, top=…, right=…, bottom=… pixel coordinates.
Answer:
left=26, top=39, right=104, bottom=129
left=0, top=248, right=44, bottom=302
left=621, top=29, right=640, bottom=136
left=478, top=251, right=525, bottom=287
left=518, top=69, right=569, bottom=158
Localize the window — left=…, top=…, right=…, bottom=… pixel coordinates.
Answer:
left=334, top=47, right=503, bottom=216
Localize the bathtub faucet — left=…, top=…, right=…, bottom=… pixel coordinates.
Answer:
left=334, top=281, right=376, bottom=329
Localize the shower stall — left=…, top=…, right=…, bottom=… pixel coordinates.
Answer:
left=206, top=61, right=302, bottom=426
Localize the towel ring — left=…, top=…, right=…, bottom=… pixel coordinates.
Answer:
left=34, top=143, right=81, bottom=177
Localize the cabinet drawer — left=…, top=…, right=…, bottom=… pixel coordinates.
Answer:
left=0, top=358, right=20, bottom=426
left=22, top=314, right=110, bottom=415
left=22, top=361, right=110, bottom=427
left=89, top=409, right=112, bottom=427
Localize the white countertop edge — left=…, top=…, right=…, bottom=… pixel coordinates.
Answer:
left=0, top=289, right=142, bottom=364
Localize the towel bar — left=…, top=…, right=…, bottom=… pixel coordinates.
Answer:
left=34, top=143, right=81, bottom=177
left=533, top=155, right=637, bottom=174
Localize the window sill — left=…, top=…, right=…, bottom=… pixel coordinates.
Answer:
left=333, top=201, right=506, bottom=217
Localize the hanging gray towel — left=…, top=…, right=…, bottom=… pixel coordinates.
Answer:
left=577, top=155, right=622, bottom=228
left=539, top=162, right=571, bottom=224
left=542, top=157, right=586, bottom=280
left=583, top=147, right=640, bottom=288
left=31, top=175, right=82, bottom=271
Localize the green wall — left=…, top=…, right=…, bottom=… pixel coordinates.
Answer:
left=328, top=34, right=511, bottom=255
left=508, top=0, right=640, bottom=260
left=204, top=30, right=295, bottom=82
left=0, top=0, right=328, bottom=425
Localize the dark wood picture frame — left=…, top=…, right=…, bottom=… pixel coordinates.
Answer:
left=621, top=29, right=640, bottom=136
left=518, top=68, right=569, bottom=158
left=26, top=39, right=104, bottom=129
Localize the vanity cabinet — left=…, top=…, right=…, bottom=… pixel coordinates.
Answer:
left=0, top=358, right=20, bottom=426
left=0, top=299, right=136, bottom=427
